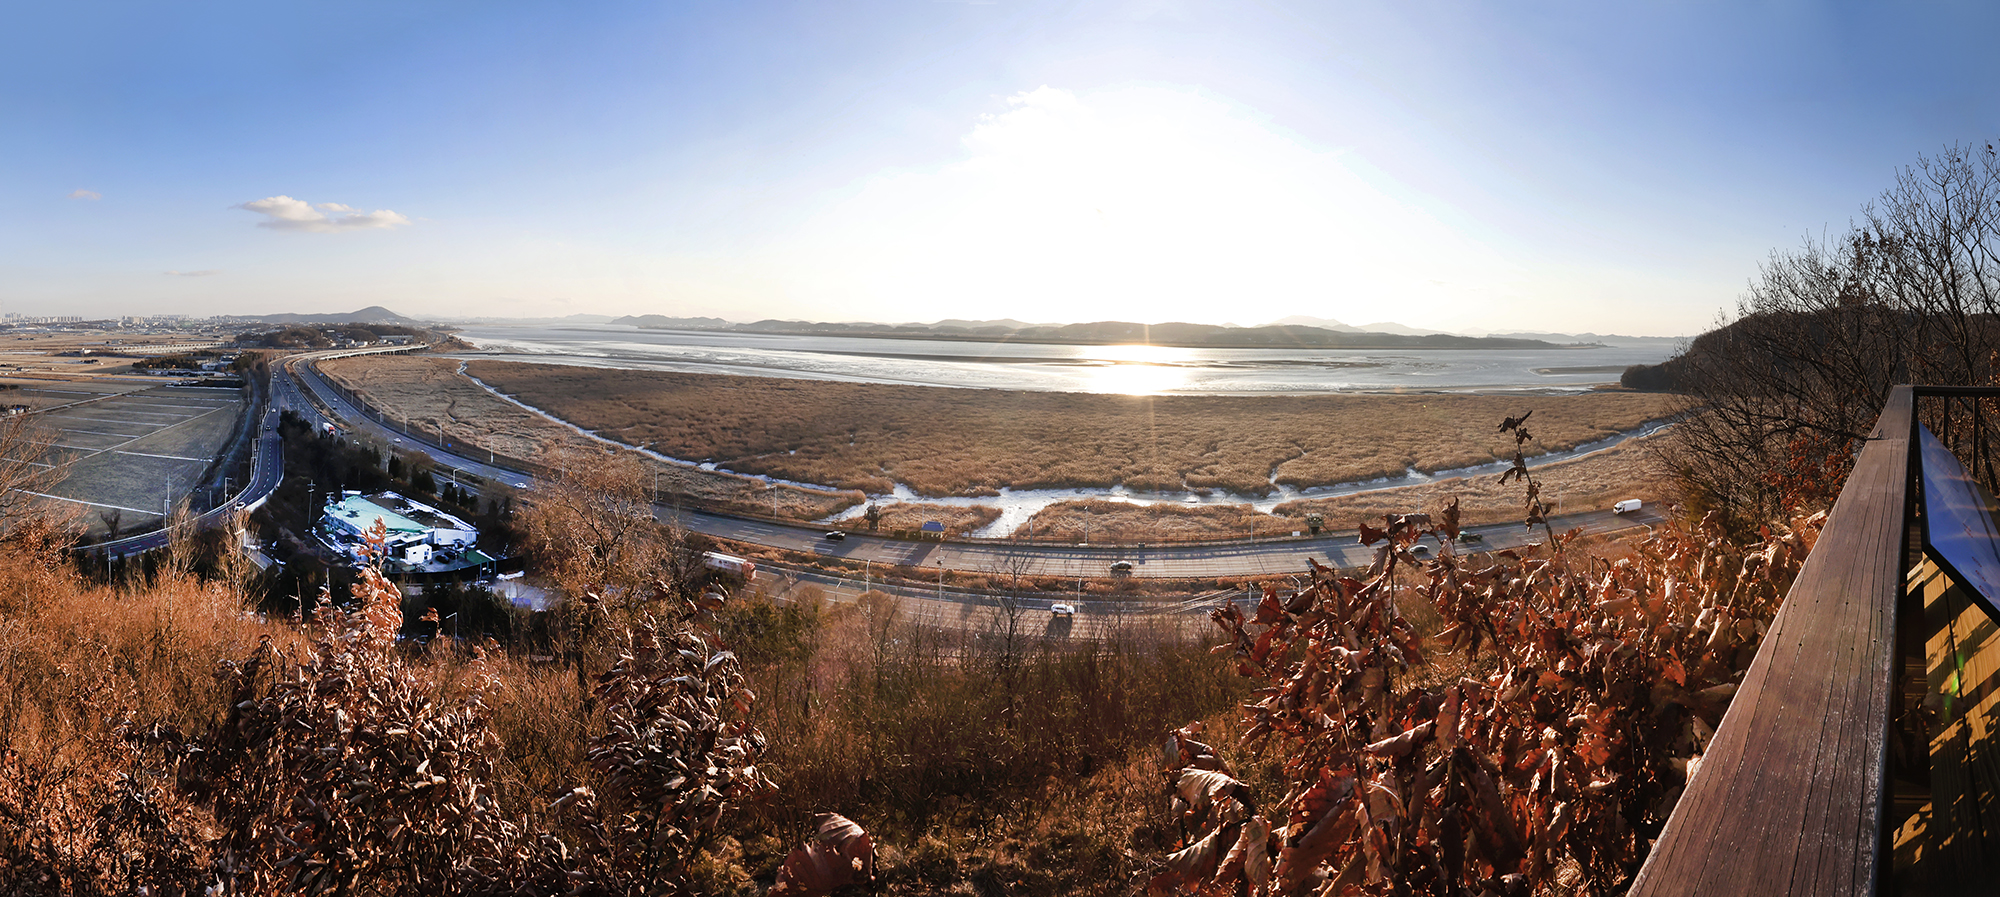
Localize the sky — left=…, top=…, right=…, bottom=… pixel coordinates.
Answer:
left=4, top=1, right=1998, bottom=337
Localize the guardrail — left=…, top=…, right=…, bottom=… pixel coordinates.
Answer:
left=1626, top=385, right=2000, bottom=895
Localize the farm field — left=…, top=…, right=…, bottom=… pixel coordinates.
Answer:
left=460, top=359, right=1673, bottom=496
left=23, top=384, right=243, bottom=535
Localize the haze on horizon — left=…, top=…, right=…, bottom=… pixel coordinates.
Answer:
left=5, top=2, right=1996, bottom=339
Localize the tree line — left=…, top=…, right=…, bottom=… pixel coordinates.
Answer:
left=1635, top=142, right=2000, bottom=526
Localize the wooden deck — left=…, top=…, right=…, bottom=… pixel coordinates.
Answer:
left=1892, top=556, right=2000, bottom=894
left=1630, top=386, right=1914, bottom=896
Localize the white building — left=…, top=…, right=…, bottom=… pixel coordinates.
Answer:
left=318, top=491, right=486, bottom=571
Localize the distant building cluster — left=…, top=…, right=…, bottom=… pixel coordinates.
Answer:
left=317, top=491, right=493, bottom=574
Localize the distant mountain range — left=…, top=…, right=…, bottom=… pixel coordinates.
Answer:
left=603, top=315, right=1578, bottom=350
left=228, top=308, right=1679, bottom=348
left=1262, top=315, right=1447, bottom=336
left=217, top=305, right=418, bottom=325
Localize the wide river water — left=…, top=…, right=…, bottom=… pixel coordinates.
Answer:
left=453, top=324, right=1679, bottom=396
left=451, top=324, right=1682, bottom=535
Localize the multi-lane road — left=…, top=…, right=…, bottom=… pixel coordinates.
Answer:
left=276, top=350, right=1666, bottom=582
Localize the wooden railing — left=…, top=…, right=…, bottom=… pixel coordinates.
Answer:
left=1631, top=385, right=1915, bottom=895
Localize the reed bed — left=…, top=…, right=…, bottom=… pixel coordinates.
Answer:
left=1015, top=437, right=1664, bottom=541
left=855, top=503, right=1003, bottom=536
left=318, top=356, right=862, bottom=519
left=464, top=360, right=1670, bottom=497
left=1270, top=433, right=1668, bottom=526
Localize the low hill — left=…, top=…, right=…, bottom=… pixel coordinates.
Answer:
left=219, top=305, right=417, bottom=325
left=625, top=316, right=1568, bottom=349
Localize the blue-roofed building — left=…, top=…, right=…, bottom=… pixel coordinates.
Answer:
left=317, top=491, right=490, bottom=573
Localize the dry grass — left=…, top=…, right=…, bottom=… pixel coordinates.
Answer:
left=0, top=550, right=309, bottom=891
left=1015, top=437, right=1667, bottom=540
left=462, top=360, right=1673, bottom=497
left=1, top=525, right=1247, bottom=894
left=318, top=356, right=862, bottom=520
left=716, top=589, right=1247, bottom=896
left=1024, top=499, right=1291, bottom=541
left=860, top=503, right=1003, bottom=536
left=1271, top=434, right=1671, bottom=527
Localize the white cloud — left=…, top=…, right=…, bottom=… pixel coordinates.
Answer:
left=69, top=189, right=101, bottom=201
left=164, top=270, right=221, bottom=277
left=235, top=195, right=411, bottom=233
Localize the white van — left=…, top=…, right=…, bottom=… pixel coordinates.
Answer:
left=1613, top=499, right=1642, bottom=515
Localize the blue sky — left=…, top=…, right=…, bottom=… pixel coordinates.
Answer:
left=5, top=1, right=1996, bottom=336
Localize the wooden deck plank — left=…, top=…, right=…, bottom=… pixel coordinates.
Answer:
left=1891, top=554, right=2000, bottom=893
left=1631, top=386, right=1910, bottom=897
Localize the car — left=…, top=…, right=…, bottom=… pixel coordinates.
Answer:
left=1110, top=560, right=1133, bottom=573
left=823, top=531, right=846, bottom=541
left=1050, top=603, right=1076, bottom=617
left=1457, top=532, right=1483, bottom=543
left=392, top=437, right=402, bottom=444
left=1411, top=543, right=1431, bottom=555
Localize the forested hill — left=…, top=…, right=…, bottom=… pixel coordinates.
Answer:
left=611, top=316, right=1578, bottom=350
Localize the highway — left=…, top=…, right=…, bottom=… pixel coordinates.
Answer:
left=278, top=350, right=1668, bottom=581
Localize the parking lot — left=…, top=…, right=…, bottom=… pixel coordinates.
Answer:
left=14, top=385, right=244, bottom=535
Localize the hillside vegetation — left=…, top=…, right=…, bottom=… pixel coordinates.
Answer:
left=0, top=513, right=1242, bottom=895
left=0, top=412, right=1832, bottom=896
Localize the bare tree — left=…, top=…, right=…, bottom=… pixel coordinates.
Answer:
left=0, top=414, right=73, bottom=533
left=517, top=446, right=675, bottom=602
left=1659, top=142, right=2000, bottom=525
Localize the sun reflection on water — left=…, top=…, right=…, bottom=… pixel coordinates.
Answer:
left=1075, top=344, right=1193, bottom=395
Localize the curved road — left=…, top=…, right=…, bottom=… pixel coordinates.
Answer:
left=86, top=390, right=285, bottom=557
left=279, top=351, right=1666, bottom=581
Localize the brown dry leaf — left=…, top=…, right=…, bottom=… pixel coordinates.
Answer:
left=1152, top=825, right=1232, bottom=895
left=769, top=813, right=875, bottom=897
left=1273, top=779, right=1359, bottom=894
left=1363, top=721, right=1434, bottom=759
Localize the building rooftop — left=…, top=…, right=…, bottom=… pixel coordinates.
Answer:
left=328, top=494, right=429, bottom=536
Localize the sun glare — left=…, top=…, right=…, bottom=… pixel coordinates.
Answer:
left=1081, top=361, right=1188, bottom=395
left=785, top=85, right=1512, bottom=328
left=1074, top=345, right=1193, bottom=395
left=1084, top=343, right=1190, bottom=365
